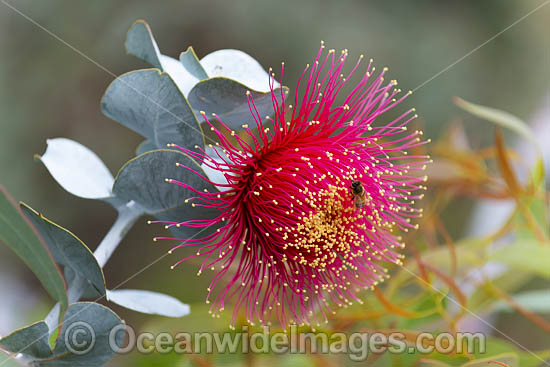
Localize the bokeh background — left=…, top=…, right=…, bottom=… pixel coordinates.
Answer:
left=1, top=0, right=549, bottom=366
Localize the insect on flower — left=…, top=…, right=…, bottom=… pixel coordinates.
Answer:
left=350, top=180, right=367, bottom=210
left=154, top=42, right=430, bottom=328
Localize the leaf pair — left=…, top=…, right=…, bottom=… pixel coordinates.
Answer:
left=108, top=19, right=286, bottom=159
left=0, top=190, right=120, bottom=366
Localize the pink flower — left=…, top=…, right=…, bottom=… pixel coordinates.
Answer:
left=156, top=44, right=429, bottom=328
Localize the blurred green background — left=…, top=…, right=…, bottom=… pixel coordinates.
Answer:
left=1, top=0, right=548, bottom=365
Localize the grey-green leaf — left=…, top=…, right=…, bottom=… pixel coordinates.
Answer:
left=454, top=97, right=539, bottom=150
left=112, top=149, right=217, bottom=214
left=37, top=303, right=124, bottom=367
left=180, top=46, right=208, bottom=80
left=101, top=69, right=204, bottom=150
left=107, top=289, right=190, bottom=317
left=38, top=138, right=114, bottom=200
left=188, top=77, right=286, bottom=130
left=20, top=203, right=106, bottom=297
left=0, top=321, right=52, bottom=359
left=0, top=187, right=67, bottom=312
left=124, top=19, right=162, bottom=69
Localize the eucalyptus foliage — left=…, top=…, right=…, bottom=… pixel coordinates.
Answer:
left=0, top=20, right=281, bottom=366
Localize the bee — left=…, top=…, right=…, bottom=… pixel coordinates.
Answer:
left=350, top=180, right=366, bottom=209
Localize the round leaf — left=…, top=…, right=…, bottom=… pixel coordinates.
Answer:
left=188, top=77, right=286, bottom=130
left=101, top=69, right=204, bottom=150
left=112, top=149, right=217, bottom=214
left=38, top=138, right=114, bottom=200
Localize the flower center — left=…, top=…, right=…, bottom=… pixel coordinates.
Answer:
left=283, top=183, right=363, bottom=270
